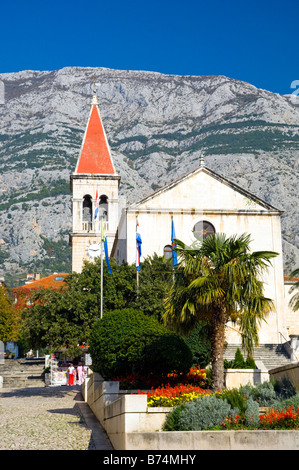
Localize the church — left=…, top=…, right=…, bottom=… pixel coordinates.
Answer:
left=69, top=91, right=297, bottom=347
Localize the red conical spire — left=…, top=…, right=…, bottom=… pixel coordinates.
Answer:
left=75, top=94, right=116, bottom=175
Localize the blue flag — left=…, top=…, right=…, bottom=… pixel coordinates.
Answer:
left=104, top=236, right=112, bottom=275
left=136, top=232, right=142, bottom=271
left=171, top=219, right=178, bottom=267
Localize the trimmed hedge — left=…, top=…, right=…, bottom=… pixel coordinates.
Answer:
left=89, top=308, right=193, bottom=379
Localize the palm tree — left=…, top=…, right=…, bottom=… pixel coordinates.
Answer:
left=163, top=233, right=278, bottom=390
left=289, top=268, right=299, bottom=312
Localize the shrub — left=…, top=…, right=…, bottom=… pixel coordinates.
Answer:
left=162, top=403, right=188, bottom=431
left=140, top=334, right=193, bottom=376
left=224, top=348, right=257, bottom=369
left=244, top=398, right=260, bottom=427
left=216, top=388, right=260, bottom=428
left=240, top=381, right=282, bottom=407
left=184, top=321, right=211, bottom=368
left=89, top=308, right=193, bottom=379
left=163, top=394, right=239, bottom=431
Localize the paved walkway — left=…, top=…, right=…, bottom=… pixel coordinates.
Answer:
left=0, top=385, right=113, bottom=450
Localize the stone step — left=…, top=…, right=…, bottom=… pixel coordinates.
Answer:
left=224, top=344, right=292, bottom=371
left=1, top=377, right=46, bottom=388
left=0, top=358, right=46, bottom=388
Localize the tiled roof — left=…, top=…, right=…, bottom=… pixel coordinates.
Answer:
left=14, top=274, right=69, bottom=291
left=75, top=103, right=115, bottom=175
left=284, top=276, right=299, bottom=283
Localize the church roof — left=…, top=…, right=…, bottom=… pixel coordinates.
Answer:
left=74, top=94, right=116, bottom=175
left=131, top=163, right=283, bottom=214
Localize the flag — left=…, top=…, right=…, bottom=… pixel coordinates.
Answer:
left=101, top=218, right=112, bottom=274
left=94, top=190, right=99, bottom=220
left=171, top=218, right=178, bottom=267
left=136, top=217, right=142, bottom=271
left=104, top=236, right=112, bottom=275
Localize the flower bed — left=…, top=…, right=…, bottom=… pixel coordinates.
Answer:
left=162, top=382, right=299, bottom=431
left=113, top=365, right=208, bottom=390
left=138, top=383, right=211, bottom=407
left=259, top=406, right=299, bottom=430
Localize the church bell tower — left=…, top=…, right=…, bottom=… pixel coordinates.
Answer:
left=69, top=88, right=120, bottom=273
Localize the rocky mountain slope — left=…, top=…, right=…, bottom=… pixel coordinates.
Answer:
left=0, top=67, right=298, bottom=285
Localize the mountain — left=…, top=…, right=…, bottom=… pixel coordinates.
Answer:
left=0, top=66, right=298, bottom=286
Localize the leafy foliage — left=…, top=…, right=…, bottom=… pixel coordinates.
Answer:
left=89, top=308, right=193, bottom=378
left=163, top=233, right=278, bottom=390
left=224, top=347, right=257, bottom=369
left=163, top=394, right=239, bottom=431
left=0, top=285, right=21, bottom=342
left=288, top=268, right=299, bottom=312
left=140, top=334, right=193, bottom=376
left=184, top=321, right=211, bottom=368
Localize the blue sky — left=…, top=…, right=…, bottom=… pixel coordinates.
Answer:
left=0, top=0, right=298, bottom=95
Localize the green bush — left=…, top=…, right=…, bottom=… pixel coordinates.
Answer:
left=89, top=308, right=193, bottom=379
left=184, top=321, right=211, bottom=367
left=224, top=347, right=257, bottom=369
left=163, top=394, right=239, bottom=431
left=140, top=334, right=193, bottom=376
left=244, top=398, right=260, bottom=427
left=219, top=389, right=260, bottom=428
left=240, top=381, right=277, bottom=406
left=162, top=403, right=188, bottom=431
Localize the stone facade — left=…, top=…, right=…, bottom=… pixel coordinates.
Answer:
left=70, top=174, right=120, bottom=273
left=70, top=95, right=298, bottom=347
left=112, top=164, right=288, bottom=345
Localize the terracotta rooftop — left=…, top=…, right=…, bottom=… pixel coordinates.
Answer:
left=14, top=273, right=69, bottom=291
left=284, top=276, right=299, bottom=283
left=75, top=98, right=115, bottom=175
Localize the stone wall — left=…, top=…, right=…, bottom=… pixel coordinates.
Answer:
left=82, top=368, right=299, bottom=450
left=269, top=362, right=299, bottom=391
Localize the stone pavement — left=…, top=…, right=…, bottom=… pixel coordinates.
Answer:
left=0, top=384, right=113, bottom=450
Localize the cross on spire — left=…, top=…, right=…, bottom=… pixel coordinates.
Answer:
left=93, top=72, right=97, bottom=95
left=91, top=72, right=99, bottom=106
left=200, top=152, right=205, bottom=167
left=74, top=75, right=116, bottom=175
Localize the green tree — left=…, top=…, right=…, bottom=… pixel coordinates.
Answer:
left=89, top=308, right=192, bottom=379
left=133, top=253, right=173, bottom=319
left=288, top=268, right=299, bottom=312
left=0, top=285, right=21, bottom=342
left=20, top=255, right=168, bottom=355
left=21, top=286, right=95, bottom=357
left=163, top=233, right=278, bottom=390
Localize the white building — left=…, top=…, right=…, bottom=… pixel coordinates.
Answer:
left=70, top=92, right=298, bottom=347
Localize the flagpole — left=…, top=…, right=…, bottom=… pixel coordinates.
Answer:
left=136, top=216, right=139, bottom=293
left=171, top=216, right=174, bottom=282
left=100, top=216, right=103, bottom=319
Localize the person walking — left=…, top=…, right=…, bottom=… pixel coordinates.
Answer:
left=67, top=363, right=75, bottom=386
left=77, top=362, right=84, bottom=385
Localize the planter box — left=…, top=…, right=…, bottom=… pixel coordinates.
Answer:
left=225, top=363, right=269, bottom=388
left=82, top=369, right=299, bottom=450
left=124, top=429, right=299, bottom=450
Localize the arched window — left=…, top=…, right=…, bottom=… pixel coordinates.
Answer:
left=193, top=221, right=215, bottom=240
left=163, top=244, right=173, bottom=260
left=83, top=195, right=92, bottom=221
left=82, top=195, right=92, bottom=231
left=99, top=195, right=108, bottom=221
